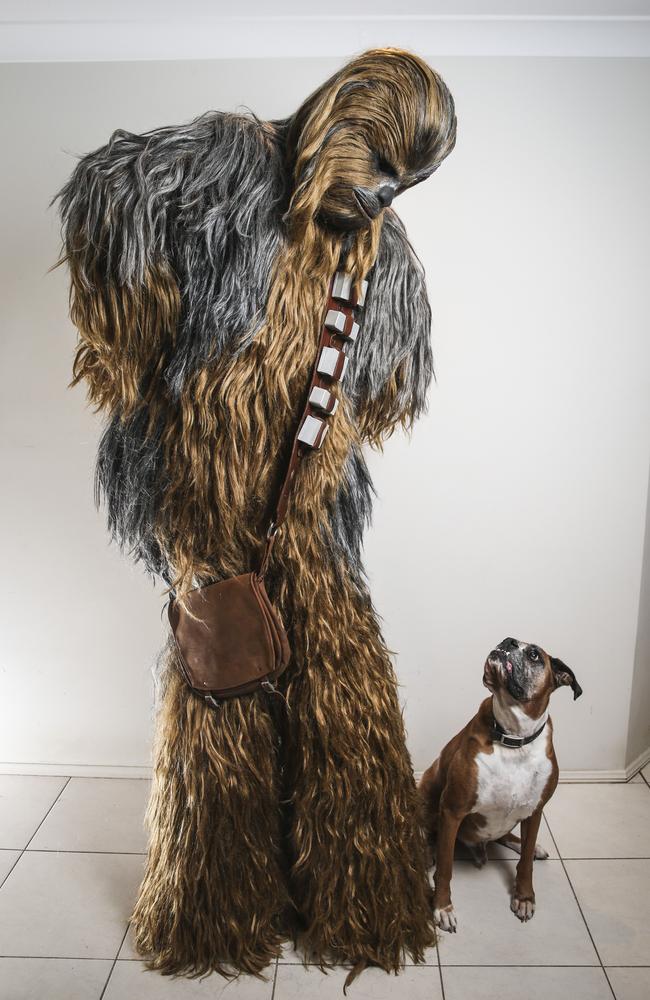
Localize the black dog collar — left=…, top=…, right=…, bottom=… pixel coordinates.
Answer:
left=490, top=717, right=547, bottom=748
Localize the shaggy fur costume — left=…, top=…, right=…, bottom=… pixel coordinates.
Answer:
left=52, top=48, right=456, bottom=983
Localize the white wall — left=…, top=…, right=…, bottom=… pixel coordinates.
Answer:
left=627, top=465, right=650, bottom=765
left=1, top=54, right=648, bottom=776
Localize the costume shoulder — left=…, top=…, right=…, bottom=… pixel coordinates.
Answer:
left=347, top=208, right=434, bottom=444
left=53, top=110, right=285, bottom=411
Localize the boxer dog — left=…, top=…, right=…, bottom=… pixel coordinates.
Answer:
left=419, top=637, right=582, bottom=931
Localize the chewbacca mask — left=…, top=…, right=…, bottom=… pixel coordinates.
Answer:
left=52, top=48, right=456, bottom=983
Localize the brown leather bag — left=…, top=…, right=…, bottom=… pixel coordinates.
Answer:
left=168, top=571, right=290, bottom=703
left=167, top=269, right=368, bottom=705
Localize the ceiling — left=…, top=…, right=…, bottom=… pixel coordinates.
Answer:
left=2, top=1, right=649, bottom=61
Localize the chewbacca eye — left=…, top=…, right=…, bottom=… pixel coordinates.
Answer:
left=374, top=153, right=399, bottom=179
left=528, top=647, right=539, bottom=661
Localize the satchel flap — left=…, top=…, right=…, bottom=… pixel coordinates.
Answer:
left=169, top=573, right=276, bottom=693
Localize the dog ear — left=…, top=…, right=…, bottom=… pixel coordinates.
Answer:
left=550, top=657, right=583, bottom=700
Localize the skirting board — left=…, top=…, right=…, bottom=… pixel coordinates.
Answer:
left=1, top=747, right=649, bottom=783
left=0, top=763, right=152, bottom=779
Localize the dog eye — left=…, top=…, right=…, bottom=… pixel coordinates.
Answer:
left=528, top=647, right=539, bottom=661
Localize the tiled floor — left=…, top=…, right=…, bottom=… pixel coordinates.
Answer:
left=0, top=768, right=649, bottom=999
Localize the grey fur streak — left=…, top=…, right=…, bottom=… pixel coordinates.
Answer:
left=52, top=109, right=433, bottom=592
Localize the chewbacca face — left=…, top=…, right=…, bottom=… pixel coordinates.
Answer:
left=287, top=49, right=457, bottom=235
left=317, top=124, right=449, bottom=232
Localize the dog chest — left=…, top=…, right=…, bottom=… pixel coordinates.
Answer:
left=471, top=734, right=552, bottom=842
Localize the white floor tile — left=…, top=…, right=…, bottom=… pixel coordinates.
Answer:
left=606, top=967, right=650, bottom=1000
left=0, top=850, right=144, bottom=958
left=29, top=778, right=150, bottom=854
left=442, top=965, right=612, bottom=1000
left=564, top=860, right=650, bottom=966
left=544, top=783, right=650, bottom=858
left=0, top=775, right=67, bottom=849
left=275, top=962, right=443, bottom=999
left=0, top=957, right=112, bottom=1000
left=103, top=960, right=275, bottom=999
left=0, top=850, right=20, bottom=885
left=436, top=861, right=597, bottom=966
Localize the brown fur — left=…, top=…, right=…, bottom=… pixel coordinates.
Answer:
left=130, top=220, right=436, bottom=976
left=67, top=254, right=180, bottom=419
left=55, top=47, right=457, bottom=979
left=132, top=650, right=290, bottom=977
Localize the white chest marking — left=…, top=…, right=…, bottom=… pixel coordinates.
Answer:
left=471, top=729, right=552, bottom=843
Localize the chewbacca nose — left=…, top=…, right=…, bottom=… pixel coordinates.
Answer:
left=376, top=184, right=395, bottom=208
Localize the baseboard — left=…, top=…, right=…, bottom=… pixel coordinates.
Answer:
left=413, top=768, right=635, bottom=784
left=2, top=748, right=648, bottom=783
left=0, top=762, right=151, bottom=779
left=558, top=768, right=630, bottom=783
left=415, top=756, right=650, bottom=785
left=623, top=745, right=650, bottom=781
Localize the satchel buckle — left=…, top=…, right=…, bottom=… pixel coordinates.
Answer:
left=205, top=693, right=221, bottom=709
left=261, top=678, right=277, bottom=695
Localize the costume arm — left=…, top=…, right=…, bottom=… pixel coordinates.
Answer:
left=347, top=209, right=434, bottom=446
left=52, top=111, right=282, bottom=415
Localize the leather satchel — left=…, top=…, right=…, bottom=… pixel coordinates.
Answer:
left=167, top=269, right=368, bottom=705
left=168, top=571, right=290, bottom=702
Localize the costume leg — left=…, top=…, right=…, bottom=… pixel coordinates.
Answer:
left=279, top=558, right=435, bottom=971
left=131, top=642, right=289, bottom=977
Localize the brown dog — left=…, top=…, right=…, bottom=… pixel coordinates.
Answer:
left=419, top=637, right=582, bottom=931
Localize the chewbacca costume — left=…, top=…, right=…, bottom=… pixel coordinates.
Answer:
left=52, top=48, right=456, bottom=982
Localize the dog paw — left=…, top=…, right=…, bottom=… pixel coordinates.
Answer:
left=434, top=905, right=458, bottom=933
left=534, top=843, right=549, bottom=860
left=511, top=895, right=536, bottom=922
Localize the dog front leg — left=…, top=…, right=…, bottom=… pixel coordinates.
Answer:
left=433, top=805, right=463, bottom=932
left=511, top=807, right=544, bottom=922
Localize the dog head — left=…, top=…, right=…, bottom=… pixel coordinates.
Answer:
left=483, top=637, right=582, bottom=711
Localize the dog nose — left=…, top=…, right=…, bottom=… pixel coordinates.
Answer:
left=376, top=184, right=394, bottom=208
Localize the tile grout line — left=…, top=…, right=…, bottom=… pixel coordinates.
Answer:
left=435, top=934, right=446, bottom=1000
left=98, top=922, right=130, bottom=1000
left=276, top=960, right=439, bottom=967
left=275, top=960, right=610, bottom=967
left=0, top=955, right=118, bottom=961
left=2, top=958, right=644, bottom=967
left=407, top=963, right=648, bottom=968
left=270, top=956, right=279, bottom=1000
left=542, top=814, right=617, bottom=1000
left=0, top=776, right=71, bottom=893
left=23, top=777, right=72, bottom=851
left=23, top=849, right=147, bottom=856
